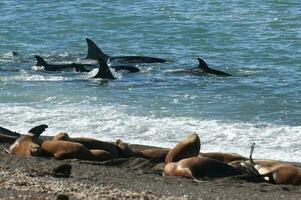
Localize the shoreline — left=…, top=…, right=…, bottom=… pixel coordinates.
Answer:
left=1, top=140, right=301, bottom=200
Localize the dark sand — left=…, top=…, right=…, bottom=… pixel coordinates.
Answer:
left=1, top=140, right=301, bottom=200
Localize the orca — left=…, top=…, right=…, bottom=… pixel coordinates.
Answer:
left=85, top=38, right=168, bottom=64
left=187, top=58, right=232, bottom=76
left=34, top=55, right=92, bottom=72
left=35, top=55, right=139, bottom=74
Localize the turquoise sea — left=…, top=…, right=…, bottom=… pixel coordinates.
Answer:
left=0, top=1, right=300, bottom=161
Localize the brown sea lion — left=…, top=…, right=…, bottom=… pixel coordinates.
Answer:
left=165, top=132, right=200, bottom=164
left=115, top=139, right=169, bottom=162
left=41, top=140, right=112, bottom=161
left=163, top=156, right=241, bottom=181
left=200, top=152, right=247, bottom=163
left=7, top=124, right=48, bottom=156
left=257, top=163, right=301, bottom=185
left=53, top=132, right=119, bottom=158
left=247, top=143, right=301, bottom=185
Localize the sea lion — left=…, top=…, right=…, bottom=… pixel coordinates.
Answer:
left=187, top=58, right=232, bottom=76
left=200, top=152, right=247, bottom=163
left=85, top=38, right=168, bottom=64
left=163, top=156, right=241, bottom=181
left=41, top=140, right=112, bottom=161
left=8, top=124, right=48, bottom=156
left=165, top=132, right=200, bottom=163
left=247, top=144, right=301, bottom=185
left=115, top=139, right=169, bottom=162
left=53, top=132, right=119, bottom=158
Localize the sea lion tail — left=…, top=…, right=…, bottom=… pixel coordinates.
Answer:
left=85, top=38, right=110, bottom=62
left=35, top=55, right=48, bottom=66
left=187, top=169, right=202, bottom=183
left=28, top=124, right=48, bottom=137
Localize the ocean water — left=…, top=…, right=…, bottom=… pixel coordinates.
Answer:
left=0, top=1, right=300, bottom=161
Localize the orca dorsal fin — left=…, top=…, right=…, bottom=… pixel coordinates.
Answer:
left=35, top=55, right=48, bottom=66
left=85, top=38, right=110, bottom=62
left=28, top=124, right=48, bottom=137
left=197, top=58, right=209, bottom=70
left=92, top=57, right=116, bottom=80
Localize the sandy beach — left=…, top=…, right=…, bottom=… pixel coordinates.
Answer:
left=1, top=139, right=301, bottom=200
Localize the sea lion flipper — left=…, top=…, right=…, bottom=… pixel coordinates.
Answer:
left=248, top=143, right=261, bottom=177
left=27, top=124, right=48, bottom=137
left=4, top=148, right=10, bottom=154
left=85, top=38, right=110, bottom=62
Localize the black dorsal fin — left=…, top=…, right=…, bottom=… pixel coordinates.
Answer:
left=92, top=57, right=116, bottom=80
left=85, top=38, right=110, bottom=62
left=35, top=55, right=48, bottom=66
left=197, top=58, right=209, bottom=69
left=28, top=124, right=48, bottom=137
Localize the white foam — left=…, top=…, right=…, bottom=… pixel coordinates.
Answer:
left=0, top=103, right=300, bottom=162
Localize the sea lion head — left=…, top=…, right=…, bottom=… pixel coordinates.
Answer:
left=53, top=132, right=72, bottom=141
left=165, top=132, right=200, bottom=163
left=115, top=139, right=137, bottom=158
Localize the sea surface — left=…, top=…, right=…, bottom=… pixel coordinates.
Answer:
left=1, top=1, right=300, bottom=161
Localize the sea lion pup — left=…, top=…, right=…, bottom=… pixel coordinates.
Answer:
left=163, top=156, right=241, bottom=181
left=41, top=140, right=112, bottom=161
left=53, top=132, right=119, bottom=158
left=115, top=139, right=169, bottom=162
left=165, top=132, right=200, bottom=164
left=247, top=144, right=301, bottom=185
left=7, top=124, right=48, bottom=156
left=200, top=152, right=247, bottom=163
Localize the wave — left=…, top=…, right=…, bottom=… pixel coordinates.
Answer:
left=1, top=102, right=300, bottom=162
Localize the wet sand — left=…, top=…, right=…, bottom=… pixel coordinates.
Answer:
left=1, top=140, right=301, bottom=200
